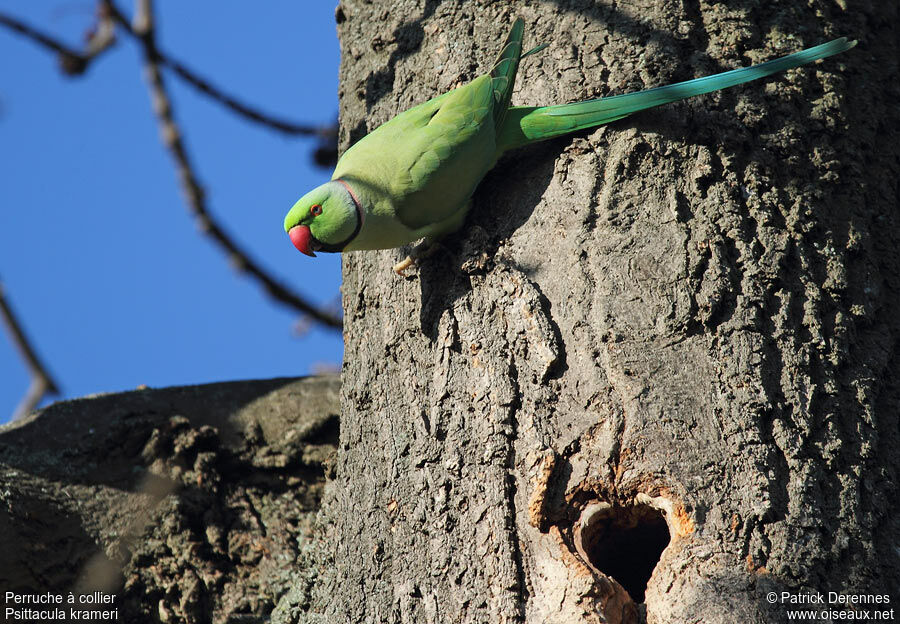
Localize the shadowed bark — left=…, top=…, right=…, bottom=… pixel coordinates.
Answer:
left=290, top=2, right=900, bottom=623
left=0, top=376, right=339, bottom=623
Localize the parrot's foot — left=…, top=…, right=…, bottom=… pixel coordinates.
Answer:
left=393, top=256, right=415, bottom=275
left=393, top=241, right=439, bottom=275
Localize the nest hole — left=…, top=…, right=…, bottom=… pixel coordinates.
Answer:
left=578, top=503, right=671, bottom=603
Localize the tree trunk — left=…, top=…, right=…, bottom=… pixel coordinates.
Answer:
left=298, top=2, right=899, bottom=622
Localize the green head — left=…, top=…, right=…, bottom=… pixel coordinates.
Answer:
left=284, top=180, right=362, bottom=256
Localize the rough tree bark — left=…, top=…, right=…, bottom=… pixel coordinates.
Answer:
left=289, top=2, right=899, bottom=623
left=0, top=376, right=340, bottom=623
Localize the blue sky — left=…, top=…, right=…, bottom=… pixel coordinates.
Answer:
left=0, top=2, right=344, bottom=422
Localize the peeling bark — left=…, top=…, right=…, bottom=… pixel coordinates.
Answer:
left=296, top=2, right=900, bottom=623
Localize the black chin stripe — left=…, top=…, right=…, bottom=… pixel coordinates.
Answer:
left=315, top=178, right=364, bottom=253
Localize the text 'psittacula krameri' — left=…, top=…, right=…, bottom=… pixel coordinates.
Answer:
left=284, top=19, right=855, bottom=273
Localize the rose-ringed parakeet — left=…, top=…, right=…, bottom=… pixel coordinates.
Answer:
left=284, top=19, right=855, bottom=273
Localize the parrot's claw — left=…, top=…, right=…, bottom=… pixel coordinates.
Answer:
left=393, top=256, right=416, bottom=275
left=393, top=241, right=439, bottom=275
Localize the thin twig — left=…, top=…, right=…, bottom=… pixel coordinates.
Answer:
left=1, top=3, right=342, bottom=329
left=105, top=1, right=331, bottom=137
left=162, top=58, right=330, bottom=137
left=0, top=11, right=81, bottom=56
left=104, top=0, right=329, bottom=137
left=0, top=6, right=333, bottom=139
left=0, top=280, right=60, bottom=420
left=0, top=8, right=115, bottom=75
left=105, top=0, right=342, bottom=329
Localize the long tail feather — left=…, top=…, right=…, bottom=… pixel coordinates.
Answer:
left=497, top=37, right=856, bottom=152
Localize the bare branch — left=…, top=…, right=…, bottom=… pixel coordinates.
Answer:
left=1, top=2, right=341, bottom=329
left=103, top=0, right=342, bottom=330
left=0, top=8, right=115, bottom=75
left=1, top=6, right=335, bottom=143
left=103, top=1, right=332, bottom=138
left=14, top=378, right=53, bottom=423
left=0, top=10, right=80, bottom=55
left=162, top=59, right=333, bottom=137
left=0, top=280, right=60, bottom=420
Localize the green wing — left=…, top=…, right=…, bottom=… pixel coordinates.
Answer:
left=390, top=77, right=496, bottom=230
left=489, top=17, right=525, bottom=130
left=333, top=18, right=528, bottom=233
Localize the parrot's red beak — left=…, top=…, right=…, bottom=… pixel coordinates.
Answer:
left=288, top=225, right=316, bottom=257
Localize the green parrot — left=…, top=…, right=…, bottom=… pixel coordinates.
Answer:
left=284, top=19, right=855, bottom=273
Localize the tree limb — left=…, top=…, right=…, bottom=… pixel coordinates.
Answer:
left=0, top=6, right=336, bottom=141
left=0, top=280, right=60, bottom=420
left=100, top=0, right=342, bottom=330
left=0, top=8, right=115, bottom=75
left=110, top=0, right=332, bottom=137
left=1, top=3, right=342, bottom=331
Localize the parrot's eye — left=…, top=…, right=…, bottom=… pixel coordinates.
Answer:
left=310, top=204, right=323, bottom=216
